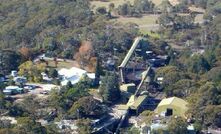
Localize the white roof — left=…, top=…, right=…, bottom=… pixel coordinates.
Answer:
left=151, top=123, right=167, bottom=130
left=58, top=67, right=87, bottom=78
left=3, top=89, right=12, bottom=93
left=187, top=125, right=195, bottom=130
left=5, top=86, right=19, bottom=90
left=87, top=73, right=95, bottom=79
left=59, top=67, right=95, bottom=86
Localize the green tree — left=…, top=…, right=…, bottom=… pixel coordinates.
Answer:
left=0, top=92, right=6, bottom=110
left=17, top=95, right=41, bottom=118
left=167, top=117, right=188, bottom=134
left=133, top=0, right=155, bottom=13
left=69, top=96, right=106, bottom=118
left=0, top=50, right=22, bottom=75
left=187, top=55, right=210, bottom=74
left=99, top=72, right=121, bottom=103
left=76, top=118, right=92, bottom=134
left=96, top=7, right=107, bottom=15
left=16, top=117, right=46, bottom=134
left=18, top=61, right=46, bottom=82
left=48, top=68, right=58, bottom=78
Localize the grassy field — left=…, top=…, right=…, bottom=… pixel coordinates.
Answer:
left=46, top=59, right=76, bottom=69
left=114, top=15, right=159, bottom=25
left=113, top=14, right=159, bottom=33
left=91, top=0, right=204, bottom=33
left=90, top=0, right=168, bottom=10
left=91, top=0, right=133, bottom=9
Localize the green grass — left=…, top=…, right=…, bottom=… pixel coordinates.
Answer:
left=91, top=0, right=203, bottom=33
left=47, top=60, right=75, bottom=69
left=91, top=0, right=134, bottom=9
left=114, top=15, right=159, bottom=25
left=90, top=0, right=166, bottom=10
left=112, top=14, right=159, bottom=32
left=144, top=31, right=160, bottom=38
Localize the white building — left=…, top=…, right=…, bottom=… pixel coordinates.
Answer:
left=58, top=67, right=95, bottom=86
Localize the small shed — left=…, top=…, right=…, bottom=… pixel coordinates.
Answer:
left=155, top=97, right=188, bottom=117
left=120, top=83, right=136, bottom=94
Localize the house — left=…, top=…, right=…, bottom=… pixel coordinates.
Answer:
left=13, top=76, right=27, bottom=85
left=58, top=67, right=95, bottom=86
left=3, top=86, right=23, bottom=95
left=127, top=95, right=148, bottom=115
left=106, top=58, right=116, bottom=70
left=11, top=71, right=18, bottom=77
left=120, top=83, right=136, bottom=102
left=155, top=97, right=188, bottom=117
left=41, top=72, right=52, bottom=82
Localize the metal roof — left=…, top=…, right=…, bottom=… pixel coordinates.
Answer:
left=157, top=97, right=188, bottom=111
left=118, top=37, right=143, bottom=68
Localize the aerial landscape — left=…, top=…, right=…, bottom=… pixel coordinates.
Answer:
left=0, top=0, right=221, bottom=133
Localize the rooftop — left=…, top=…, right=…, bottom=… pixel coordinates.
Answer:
left=127, top=95, right=148, bottom=110
left=158, top=97, right=188, bottom=109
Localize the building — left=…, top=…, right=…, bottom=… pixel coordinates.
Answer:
left=106, top=58, right=116, bottom=70
left=13, top=76, right=27, bottom=85
left=58, top=67, right=95, bottom=86
left=11, top=71, right=18, bottom=77
left=3, top=86, right=23, bottom=95
left=120, top=83, right=136, bottom=102
left=155, top=97, right=188, bottom=117
left=127, top=95, right=148, bottom=115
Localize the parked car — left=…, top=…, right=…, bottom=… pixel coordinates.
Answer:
left=24, top=85, right=36, bottom=90
left=40, top=91, right=49, bottom=95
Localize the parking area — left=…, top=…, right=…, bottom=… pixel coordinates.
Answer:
left=10, top=84, right=60, bottom=100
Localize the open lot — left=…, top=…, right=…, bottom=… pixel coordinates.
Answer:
left=46, top=59, right=77, bottom=69
left=112, top=13, right=204, bottom=33
left=112, top=14, right=159, bottom=33
left=11, top=84, right=59, bottom=101
left=92, top=1, right=204, bottom=33
left=91, top=0, right=134, bottom=9
left=91, top=0, right=179, bottom=9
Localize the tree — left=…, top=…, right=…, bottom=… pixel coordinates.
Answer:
left=69, top=96, right=106, bottom=118
left=188, top=82, right=221, bottom=128
left=108, top=3, right=115, bottom=12
left=187, top=55, right=210, bottom=74
left=117, top=3, right=135, bottom=16
left=133, top=0, right=155, bottom=13
left=99, top=72, right=121, bottom=103
left=96, top=7, right=107, bottom=15
left=167, top=117, right=188, bottom=134
left=19, top=47, right=32, bottom=61
left=16, top=117, right=46, bottom=134
left=0, top=92, right=6, bottom=110
left=49, top=78, right=91, bottom=111
left=204, top=67, right=221, bottom=83
left=17, top=95, right=41, bottom=118
left=155, top=66, right=185, bottom=88
left=18, top=61, right=46, bottom=82
left=49, top=69, right=58, bottom=78
left=76, top=118, right=92, bottom=134
left=0, top=50, right=22, bottom=75
left=167, top=79, right=196, bottom=97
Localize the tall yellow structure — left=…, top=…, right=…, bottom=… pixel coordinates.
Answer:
left=155, top=97, right=188, bottom=117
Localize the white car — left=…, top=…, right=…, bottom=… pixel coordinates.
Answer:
left=24, top=85, right=36, bottom=90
